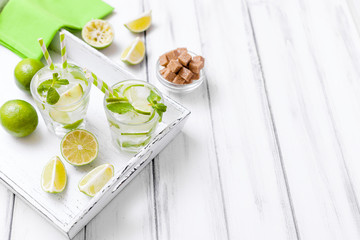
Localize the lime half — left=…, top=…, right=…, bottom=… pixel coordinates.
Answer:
left=61, top=129, right=99, bottom=166
left=123, top=84, right=152, bottom=115
left=124, top=10, right=152, bottom=33
left=82, top=19, right=114, bottom=49
left=78, top=164, right=114, bottom=197
left=121, top=37, right=145, bottom=65
left=41, top=156, right=67, bottom=193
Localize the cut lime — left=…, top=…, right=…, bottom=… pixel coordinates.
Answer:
left=41, top=156, right=67, bottom=193
left=82, top=19, right=114, bottom=49
left=124, top=10, right=152, bottom=33
left=123, top=84, right=152, bottom=115
left=132, top=100, right=152, bottom=115
left=56, top=83, right=83, bottom=108
left=121, top=37, right=145, bottom=65
left=78, top=164, right=114, bottom=197
left=49, top=110, right=71, bottom=124
left=63, top=119, right=84, bottom=130
left=121, top=136, right=151, bottom=148
left=61, top=129, right=99, bottom=166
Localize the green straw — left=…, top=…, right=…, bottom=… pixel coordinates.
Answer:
left=60, top=32, right=68, bottom=69
left=38, top=38, right=54, bottom=70
left=83, top=68, right=119, bottom=97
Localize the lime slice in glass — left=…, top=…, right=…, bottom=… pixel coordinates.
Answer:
left=82, top=19, right=114, bottom=49
left=78, top=164, right=114, bottom=197
left=41, top=156, right=67, bottom=193
left=121, top=37, right=145, bottom=65
left=124, top=10, right=152, bottom=33
left=123, top=84, right=152, bottom=115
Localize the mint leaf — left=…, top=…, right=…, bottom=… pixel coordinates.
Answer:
left=46, top=87, right=60, bottom=105
left=153, top=103, right=167, bottom=121
left=147, top=90, right=161, bottom=104
left=37, top=73, right=69, bottom=98
left=107, top=102, right=134, bottom=114
left=55, top=79, right=69, bottom=85
left=155, top=103, right=167, bottom=112
left=37, top=79, right=53, bottom=96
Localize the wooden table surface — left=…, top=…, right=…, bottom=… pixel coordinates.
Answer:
left=2, top=0, right=360, bottom=239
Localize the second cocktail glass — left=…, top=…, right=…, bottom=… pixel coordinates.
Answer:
left=103, top=80, right=164, bottom=152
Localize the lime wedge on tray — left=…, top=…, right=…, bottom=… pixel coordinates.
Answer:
left=82, top=19, right=114, bottom=49
left=61, top=129, right=99, bottom=166
left=124, top=10, right=152, bottom=33
left=78, top=164, right=114, bottom=197
left=41, top=156, right=67, bottom=193
left=121, top=37, right=145, bottom=65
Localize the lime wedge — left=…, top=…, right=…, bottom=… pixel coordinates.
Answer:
left=56, top=83, right=83, bottom=109
left=124, top=10, right=152, bottom=33
left=49, top=83, right=84, bottom=124
left=63, top=119, right=84, bottom=130
left=123, top=84, right=152, bottom=115
left=78, top=164, right=114, bottom=197
left=49, top=110, right=71, bottom=124
left=82, top=19, right=114, bottom=49
left=41, top=156, right=67, bottom=193
left=121, top=37, right=145, bottom=65
left=132, top=100, right=152, bottom=115
left=61, top=130, right=99, bottom=166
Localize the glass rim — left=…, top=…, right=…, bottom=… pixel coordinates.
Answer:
left=30, top=63, right=92, bottom=109
left=103, top=79, right=163, bottom=126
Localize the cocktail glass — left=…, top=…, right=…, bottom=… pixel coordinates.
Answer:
left=103, top=80, right=164, bottom=152
left=30, top=63, right=91, bottom=136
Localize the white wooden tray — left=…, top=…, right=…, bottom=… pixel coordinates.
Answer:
left=0, top=30, right=190, bottom=238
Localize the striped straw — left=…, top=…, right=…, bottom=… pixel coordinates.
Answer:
left=59, top=33, right=68, bottom=69
left=38, top=38, right=54, bottom=70
left=83, top=68, right=119, bottom=97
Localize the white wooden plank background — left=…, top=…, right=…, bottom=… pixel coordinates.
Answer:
left=2, top=0, right=360, bottom=239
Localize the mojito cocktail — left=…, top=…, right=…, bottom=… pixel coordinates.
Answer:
left=30, top=63, right=91, bottom=136
left=103, top=80, right=166, bottom=152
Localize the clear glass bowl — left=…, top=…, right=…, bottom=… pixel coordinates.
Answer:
left=156, top=51, right=205, bottom=93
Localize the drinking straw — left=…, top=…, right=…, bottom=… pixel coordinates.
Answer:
left=59, top=32, right=68, bottom=69
left=83, top=68, right=119, bottom=97
left=38, top=38, right=55, bottom=70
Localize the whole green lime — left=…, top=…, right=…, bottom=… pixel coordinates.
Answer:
left=0, top=100, right=38, bottom=137
left=14, top=58, right=44, bottom=92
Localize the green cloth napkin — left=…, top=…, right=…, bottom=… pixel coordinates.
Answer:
left=0, top=0, right=113, bottom=59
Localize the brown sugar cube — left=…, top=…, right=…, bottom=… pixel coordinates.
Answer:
left=191, top=72, right=200, bottom=80
left=159, top=54, right=169, bottom=67
left=167, top=60, right=182, bottom=73
left=188, top=60, right=204, bottom=74
left=173, top=75, right=186, bottom=85
left=162, top=68, right=176, bottom=82
left=178, top=52, right=192, bottom=66
left=160, top=67, right=168, bottom=75
left=166, top=50, right=178, bottom=61
left=193, top=55, right=205, bottom=64
left=178, top=67, right=193, bottom=81
left=176, top=47, right=187, bottom=55
left=185, top=79, right=193, bottom=84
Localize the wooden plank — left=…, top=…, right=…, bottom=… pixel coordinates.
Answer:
left=10, top=198, right=70, bottom=240
left=144, top=0, right=228, bottom=238
left=247, top=0, right=360, bottom=238
left=0, top=185, right=14, bottom=240
left=189, top=0, right=299, bottom=239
